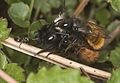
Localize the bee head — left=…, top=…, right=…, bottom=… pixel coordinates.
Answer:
left=77, top=27, right=92, bottom=35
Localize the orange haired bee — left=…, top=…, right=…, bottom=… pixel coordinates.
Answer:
left=85, top=21, right=105, bottom=50
left=78, top=47, right=99, bottom=64
left=74, top=20, right=105, bottom=64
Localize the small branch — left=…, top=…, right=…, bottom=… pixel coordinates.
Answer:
left=2, top=37, right=111, bottom=79
left=0, top=69, right=18, bottom=83
left=105, top=25, right=120, bottom=47
left=73, top=0, right=90, bottom=17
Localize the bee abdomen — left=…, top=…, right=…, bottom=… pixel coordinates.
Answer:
left=78, top=47, right=99, bottom=64
left=87, top=36, right=105, bottom=50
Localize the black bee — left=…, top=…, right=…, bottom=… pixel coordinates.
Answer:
left=36, top=15, right=84, bottom=49
left=35, top=13, right=105, bottom=64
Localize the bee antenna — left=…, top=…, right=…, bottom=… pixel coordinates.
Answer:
left=63, top=0, right=65, bottom=13
left=59, top=0, right=65, bottom=15
left=54, top=0, right=65, bottom=23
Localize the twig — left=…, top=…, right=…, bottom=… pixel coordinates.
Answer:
left=73, top=0, right=90, bottom=17
left=2, top=37, right=111, bottom=79
left=0, top=69, right=18, bottom=83
left=104, top=25, right=120, bottom=47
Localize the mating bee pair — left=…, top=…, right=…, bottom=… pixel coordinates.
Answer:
left=35, top=14, right=105, bottom=64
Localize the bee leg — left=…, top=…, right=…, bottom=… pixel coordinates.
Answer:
left=58, top=35, right=66, bottom=48
left=79, top=67, right=90, bottom=79
left=64, top=44, right=72, bottom=53
left=35, top=49, right=48, bottom=56
left=35, top=49, right=56, bottom=58
left=58, top=33, right=69, bottom=48
left=35, top=46, right=54, bottom=56
left=64, top=39, right=77, bottom=53
left=45, top=50, right=56, bottom=58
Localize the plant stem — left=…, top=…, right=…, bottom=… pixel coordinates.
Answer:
left=29, top=0, right=34, bottom=20
left=27, top=0, right=34, bottom=38
left=104, top=25, right=120, bottom=47
left=0, top=70, right=18, bottom=83
left=73, top=0, right=90, bottom=17
left=33, top=6, right=40, bottom=21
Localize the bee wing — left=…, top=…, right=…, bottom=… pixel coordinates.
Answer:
left=77, top=27, right=90, bottom=34
left=87, top=20, right=105, bottom=37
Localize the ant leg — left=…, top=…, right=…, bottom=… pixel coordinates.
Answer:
left=14, top=37, right=29, bottom=48
left=18, top=42, right=23, bottom=48
left=14, top=36, right=22, bottom=48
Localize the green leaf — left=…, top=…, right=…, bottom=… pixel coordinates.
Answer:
left=95, top=8, right=111, bottom=26
left=66, top=0, right=76, bottom=8
left=27, top=66, right=94, bottom=83
left=48, top=0, right=61, bottom=8
left=29, top=19, right=46, bottom=38
left=0, top=51, right=8, bottom=69
left=0, top=18, right=11, bottom=48
left=0, top=43, right=3, bottom=48
left=34, top=0, right=51, bottom=14
left=108, top=68, right=120, bottom=83
left=107, top=20, right=120, bottom=32
left=65, top=0, right=77, bottom=15
left=0, top=77, right=6, bottom=83
left=4, top=46, right=28, bottom=66
left=109, top=47, right=120, bottom=68
left=91, top=0, right=102, bottom=5
left=46, top=14, right=56, bottom=22
left=24, top=58, right=40, bottom=75
left=5, top=0, right=20, bottom=5
left=5, top=0, right=32, bottom=5
left=109, top=0, right=120, bottom=13
left=8, top=2, right=30, bottom=28
left=4, top=63, right=25, bottom=82
left=12, top=51, right=29, bottom=65
left=97, top=51, right=109, bottom=63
